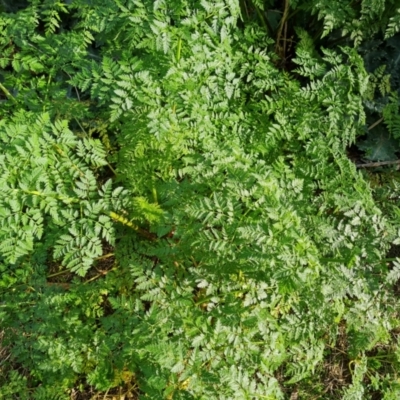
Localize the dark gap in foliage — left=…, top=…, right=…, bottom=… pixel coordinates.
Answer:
left=0, top=0, right=29, bottom=13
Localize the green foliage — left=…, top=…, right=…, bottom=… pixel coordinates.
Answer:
left=385, top=8, right=400, bottom=38
left=357, top=127, right=399, bottom=161
left=306, top=0, right=399, bottom=44
left=383, top=92, right=400, bottom=139
left=1, top=0, right=400, bottom=399
left=357, top=34, right=400, bottom=164
left=0, top=111, right=127, bottom=276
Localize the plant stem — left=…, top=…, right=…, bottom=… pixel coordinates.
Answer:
left=176, top=37, right=182, bottom=62
left=85, top=267, right=117, bottom=283
left=47, top=269, right=70, bottom=278
left=368, top=117, right=383, bottom=131
left=96, top=253, right=114, bottom=260
left=275, top=0, right=290, bottom=57
left=253, top=3, right=269, bottom=34
left=356, top=159, right=400, bottom=169
left=109, top=211, right=157, bottom=240
left=0, top=82, right=17, bottom=104
left=20, top=189, right=79, bottom=204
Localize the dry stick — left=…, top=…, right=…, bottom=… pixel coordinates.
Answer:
left=283, top=18, right=288, bottom=59
left=48, top=256, right=116, bottom=281
left=356, top=159, right=400, bottom=169
left=275, top=0, right=290, bottom=58
left=102, top=388, right=110, bottom=400
left=85, top=267, right=117, bottom=284
left=47, top=269, right=71, bottom=278
left=368, top=117, right=384, bottom=131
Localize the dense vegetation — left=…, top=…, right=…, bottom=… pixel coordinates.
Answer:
left=1, top=0, right=400, bottom=398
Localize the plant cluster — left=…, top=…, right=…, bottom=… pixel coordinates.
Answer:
left=1, top=0, right=400, bottom=399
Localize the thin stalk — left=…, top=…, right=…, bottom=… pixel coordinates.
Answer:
left=71, top=118, right=117, bottom=175
left=321, top=257, right=398, bottom=264
left=74, top=117, right=88, bottom=136
left=0, top=301, right=36, bottom=307
left=47, top=269, right=71, bottom=278
left=109, top=211, right=157, bottom=240
left=102, top=389, right=110, bottom=400
left=176, top=37, right=182, bottom=62
left=0, top=82, right=17, bottom=104
left=44, top=72, right=52, bottom=107
left=275, top=0, right=290, bottom=57
left=356, top=159, right=400, bottom=169
left=194, top=290, right=251, bottom=306
left=64, top=71, right=81, bottom=101
left=253, top=3, right=269, bottom=34
left=106, top=162, right=117, bottom=176
left=241, top=0, right=250, bottom=20
left=368, top=117, right=384, bottom=131
left=95, top=253, right=114, bottom=260
left=152, top=185, right=158, bottom=204
left=53, top=143, right=85, bottom=177
left=85, top=267, right=117, bottom=284
left=366, top=354, right=394, bottom=360
left=20, top=189, right=79, bottom=204
left=283, top=16, right=288, bottom=57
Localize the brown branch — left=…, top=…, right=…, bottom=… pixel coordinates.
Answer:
left=275, top=0, right=290, bottom=58
left=283, top=18, right=288, bottom=58
left=368, top=117, right=384, bottom=131
left=356, top=159, right=400, bottom=168
left=85, top=267, right=117, bottom=284
left=47, top=269, right=71, bottom=278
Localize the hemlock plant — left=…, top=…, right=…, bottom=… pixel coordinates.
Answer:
left=1, top=0, right=400, bottom=399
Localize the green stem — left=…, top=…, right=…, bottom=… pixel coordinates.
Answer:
left=72, top=118, right=117, bottom=176
left=367, top=354, right=394, bottom=360
left=74, top=117, right=88, bottom=136
left=321, top=257, right=398, bottom=264
left=106, top=162, right=117, bottom=176
left=109, top=211, right=157, bottom=240
left=53, top=144, right=85, bottom=177
left=96, top=253, right=114, bottom=260
left=320, top=257, right=347, bottom=263
left=84, top=267, right=117, bottom=284
left=0, top=301, right=36, bottom=307
left=0, top=81, right=17, bottom=104
left=152, top=185, right=158, bottom=204
left=368, top=117, right=384, bottom=131
left=20, top=189, right=78, bottom=204
left=195, top=290, right=246, bottom=306
left=47, top=269, right=71, bottom=278
left=176, top=37, right=182, bottom=62
left=252, top=3, right=269, bottom=34
left=275, top=0, right=290, bottom=55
